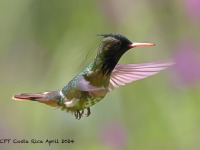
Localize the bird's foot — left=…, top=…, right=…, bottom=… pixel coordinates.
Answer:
left=74, top=108, right=91, bottom=119
left=81, top=108, right=91, bottom=117
left=85, top=108, right=91, bottom=117
left=74, top=110, right=83, bottom=120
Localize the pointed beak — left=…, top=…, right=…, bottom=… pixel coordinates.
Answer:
left=128, top=42, right=156, bottom=48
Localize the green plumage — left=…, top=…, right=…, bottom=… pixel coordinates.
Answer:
left=13, top=33, right=161, bottom=120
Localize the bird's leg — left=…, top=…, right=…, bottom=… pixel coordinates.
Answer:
left=74, top=108, right=91, bottom=119
left=85, top=107, right=91, bottom=117
left=74, top=111, right=78, bottom=119
left=74, top=110, right=83, bottom=120
left=81, top=109, right=84, bottom=115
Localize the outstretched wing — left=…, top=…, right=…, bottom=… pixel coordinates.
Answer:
left=109, top=60, right=174, bottom=90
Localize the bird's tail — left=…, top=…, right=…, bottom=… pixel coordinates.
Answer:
left=12, top=91, right=60, bottom=107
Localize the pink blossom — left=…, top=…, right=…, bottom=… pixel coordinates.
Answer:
left=183, top=0, right=200, bottom=20
left=99, top=121, right=127, bottom=149
left=174, top=41, right=200, bottom=85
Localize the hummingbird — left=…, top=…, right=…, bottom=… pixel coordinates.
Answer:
left=12, top=33, right=174, bottom=119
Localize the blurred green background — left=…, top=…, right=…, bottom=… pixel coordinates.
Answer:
left=1, top=0, right=200, bottom=150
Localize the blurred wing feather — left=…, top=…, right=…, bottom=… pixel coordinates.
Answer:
left=109, top=60, right=174, bottom=90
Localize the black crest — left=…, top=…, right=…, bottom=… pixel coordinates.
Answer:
left=97, top=33, right=132, bottom=45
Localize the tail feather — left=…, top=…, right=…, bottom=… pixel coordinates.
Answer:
left=12, top=93, right=47, bottom=101
left=12, top=91, right=59, bottom=107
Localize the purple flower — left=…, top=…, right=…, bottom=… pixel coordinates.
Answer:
left=174, top=41, right=200, bottom=85
left=99, top=121, right=127, bottom=149
left=183, top=0, right=200, bottom=20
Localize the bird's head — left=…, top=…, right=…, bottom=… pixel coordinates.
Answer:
left=95, top=33, right=155, bottom=75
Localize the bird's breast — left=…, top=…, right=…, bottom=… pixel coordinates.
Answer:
left=84, top=96, right=104, bottom=108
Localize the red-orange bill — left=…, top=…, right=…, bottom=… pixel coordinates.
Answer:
left=129, top=42, right=156, bottom=48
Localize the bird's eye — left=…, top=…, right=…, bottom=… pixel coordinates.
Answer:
left=113, top=41, right=121, bottom=46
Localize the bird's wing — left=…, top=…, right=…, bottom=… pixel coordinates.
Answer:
left=109, top=60, right=174, bottom=91
left=77, top=76, right=105, bottom=92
